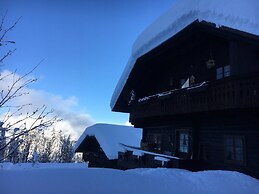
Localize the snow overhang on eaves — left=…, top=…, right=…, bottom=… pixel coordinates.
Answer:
left=110, top=0, right=259, bottom=112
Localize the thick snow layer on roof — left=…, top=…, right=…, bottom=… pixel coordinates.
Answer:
left=111, top=0, right=259, bottom=109
left=75, top=123, right=142, bottom=160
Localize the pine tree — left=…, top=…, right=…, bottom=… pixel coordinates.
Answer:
left=60, top=135, right=74, bottom=163
left=7, top=128, right=20, bottom=163
left=0, top=122, right=6, bottom=161
left=40, top=139, right=52, bottom=163
left=18, top=130, right=32, bottom=162
left=32, top=147, right=39, bottom=164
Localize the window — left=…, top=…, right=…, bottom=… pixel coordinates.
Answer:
left=225, top=136, right=245, bottom=164
left=216, top=67, right=223, bottom=79
left=216, top=65, right=231, bottom=79
left=224, top=65, right=231, bottom=77
left=179, top=132, right=189, bottom=153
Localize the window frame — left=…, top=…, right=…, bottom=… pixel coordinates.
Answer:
left=224, top=135, right=246, bottom=165
left=179, top=132, right=189, bottom=153
left=216, top=65, right=231, bottom=79
left=216, top=67, right=223, bottom=79
left=224, top=65, right=231, bottom=77
left=176, top=129, right=191, bottom=154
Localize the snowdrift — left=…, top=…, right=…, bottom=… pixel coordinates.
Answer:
left=1, top=163, right=259, bottom=194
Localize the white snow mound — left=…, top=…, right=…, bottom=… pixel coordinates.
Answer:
left=1, top=164, right=259, bottom=194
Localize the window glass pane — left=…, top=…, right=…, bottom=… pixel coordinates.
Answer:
left=224, top=65, right=231, bottom=77
left=225, top=136, right=234, bottom=147
left=235, top=147, right=243, bottom=161
left=225, top=136, right=234, bottom=161
left=179, top=133, right=188, bottom=153
left=216, top=67, right=223, bottom=79
left=235, top=136, right=243, bottom=147
left=225, top=136, right=244, bottom=163
left=226, top=146, right=234, bottom=160
left=235, top=136, right=244, bottom=162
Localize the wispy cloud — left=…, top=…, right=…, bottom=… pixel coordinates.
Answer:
left=0, top=70, right=94, bottom=140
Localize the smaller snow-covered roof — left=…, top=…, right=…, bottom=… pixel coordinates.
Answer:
left=75, top=123, right=142, bottom=160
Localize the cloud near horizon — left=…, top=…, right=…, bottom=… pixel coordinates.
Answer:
left=0, top=70, right=94, bottom=140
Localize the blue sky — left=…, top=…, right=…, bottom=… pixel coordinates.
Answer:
left=1, top=0, right=176, bottom=135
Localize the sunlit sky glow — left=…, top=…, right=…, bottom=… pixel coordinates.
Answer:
left=0, top=0, right=176, bottom=138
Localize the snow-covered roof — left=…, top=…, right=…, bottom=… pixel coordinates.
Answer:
left=111, top=0, right=259, bottom=110
left=74, top=123, right=142, bottom=160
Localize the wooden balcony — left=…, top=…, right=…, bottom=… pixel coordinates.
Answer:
left=130, top=73, right=259, bottom=121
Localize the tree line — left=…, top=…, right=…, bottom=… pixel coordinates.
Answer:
left=0, top=126, right=80, bottom=163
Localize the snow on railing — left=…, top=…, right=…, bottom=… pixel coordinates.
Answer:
left=137, top=81, right=208, bottom=103
left=120, top=143, right=180, bottom=160
left=187, top=81, right=207, bottom=90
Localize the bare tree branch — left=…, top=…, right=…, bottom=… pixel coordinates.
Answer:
left=0, top=10, right=8, bottom=33
left=0, top=69, right=38, bottom=108
left=0, top=14, right=60, bottom=162
left=0, top=139, right=21, bottom=162
left=0, top=16, right=21, bottom=44
left=0, top=49, right=16, bottom=64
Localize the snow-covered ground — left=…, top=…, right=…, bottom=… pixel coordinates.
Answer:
left=1, top=163, right=259, bottom=194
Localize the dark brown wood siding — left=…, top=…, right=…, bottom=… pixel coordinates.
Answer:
left=198, top=127, right=259, bottom=179
left=140, top=113, right=259, bottom=179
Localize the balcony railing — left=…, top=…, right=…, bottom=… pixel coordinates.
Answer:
left=130, top=73, right=259, bottom=121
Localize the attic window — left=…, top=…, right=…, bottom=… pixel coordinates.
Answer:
left=224, top=65, right=231, bottom=77
left=216, top=65, right=231, bottom=80
left=216, top=67, right=223, bottom=79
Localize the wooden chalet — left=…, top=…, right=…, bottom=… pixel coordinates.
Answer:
left=111, top=20, right=259, bottom=179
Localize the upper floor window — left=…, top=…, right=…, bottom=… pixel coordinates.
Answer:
left=224, top=135, right=245, bottom=164
left=216, top=67, right=223, bottom=79
left=216, top=65, right=231, bottom=79
left=224, top=65, right=231, bottom=77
